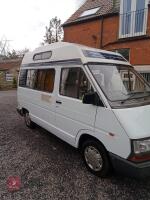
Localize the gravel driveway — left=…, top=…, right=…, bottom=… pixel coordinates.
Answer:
left=0, top=90, right=150, bottom=200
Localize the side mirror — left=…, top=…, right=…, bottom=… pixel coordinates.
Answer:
left=82, top=92, right=104, bottom=107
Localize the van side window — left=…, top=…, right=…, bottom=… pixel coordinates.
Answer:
left=26, top=70, right=37, bottom=89
left=36, top=69, right=55, bottom=92
left=60, top=68, right=93, bottom=99
left=19, top=69, right=55, bottom=93
left=33, top=51, right=52, bottom=61
left=19, top=69, right=27, bottom=87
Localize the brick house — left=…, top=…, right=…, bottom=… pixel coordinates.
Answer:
left=0, top=59, right=22, bottom=89
left=63, top=0, right=150, bottom=82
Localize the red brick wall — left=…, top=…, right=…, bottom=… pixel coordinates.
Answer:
left=63, top=20, right=102, bottom=49
left=105, top=38, right=150, bottom=65
left=0, top=60, right=22, bottom=71
left=102, top=14, right=150, bottom=66
left=101, top=15, right=119, bottom=48
left=63, top=8, right=150, bottom=66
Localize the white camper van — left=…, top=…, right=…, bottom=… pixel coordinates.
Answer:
left=17, top=42, right=150, bottom=178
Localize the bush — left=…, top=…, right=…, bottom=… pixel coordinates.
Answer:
left=13, top=77, right=17, bottom=88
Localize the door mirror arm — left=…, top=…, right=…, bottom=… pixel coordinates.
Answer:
left=82, top=92, right=104, bottom=107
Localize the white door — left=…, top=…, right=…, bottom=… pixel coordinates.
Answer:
left=55, top=66, right=97, bottom=146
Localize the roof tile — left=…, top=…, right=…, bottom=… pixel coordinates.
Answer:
left=63, top=0, right=120, bottom=26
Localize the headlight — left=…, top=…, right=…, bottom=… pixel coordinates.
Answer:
left=133, top=139, right=150, bottom=155
left=129, top=138, right=150, bottom=162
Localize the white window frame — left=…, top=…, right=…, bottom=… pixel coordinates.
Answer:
left=119, top=0, right=149, bottom=38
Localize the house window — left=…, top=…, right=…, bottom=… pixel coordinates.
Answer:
left=5, top=72, right=14, bottom=82
left=80, top=7, right=100, bottom=18
left=111, top=49, right=130, bottom=61
left=120, top=0, right=148, bottom=38
left=140, top=73, right=150, bottom=83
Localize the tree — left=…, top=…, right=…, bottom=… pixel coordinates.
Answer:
left=0, top=36, right=29, bottom=60
left=44, top=17, right=63, bottom=44
left=7, top=49, right=18, bottom=59
left=0, top=37, right=10, bottom=59
left=17, top=48, right=29, bottom=58
left=4, top=48, right=29, bottom=60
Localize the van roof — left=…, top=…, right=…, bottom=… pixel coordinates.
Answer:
left=21, top=42, right=130, bottom=67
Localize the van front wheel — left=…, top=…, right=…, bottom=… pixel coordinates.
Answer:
left=81, top=140, right=111, bottom=177
left=24, top=112, right=35, bottom=129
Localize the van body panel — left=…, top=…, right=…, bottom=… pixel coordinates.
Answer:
left=30, top=113, right=77, bottom=146
left=55, top=95, right=97, bottom=145
left=114, top=105, right=150, bottom=139
left=17, top=87, right=56, bottom=128
left=94, top=107, right=131, bottom=158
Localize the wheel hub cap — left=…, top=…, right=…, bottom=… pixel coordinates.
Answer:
left=84, top=146, right=103, bottom=172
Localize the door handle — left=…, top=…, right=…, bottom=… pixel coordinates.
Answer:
left=56, top=100, right=62, bottom=104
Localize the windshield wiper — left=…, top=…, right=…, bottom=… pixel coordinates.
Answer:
left=120, top=92, right=150, bottom=104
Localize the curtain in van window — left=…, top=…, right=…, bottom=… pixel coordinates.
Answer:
left=40, top=70, right=47, bottom=91
left=36, top=70, right=47, bottom=91
left=62, top=68, right=79, bottom=98
left=44, top=69, right=55, bottom=92
left=60, top=69, right=69, bottom=95
left=60, top=68, right=93, bottom=99
left=26, top=70, right=37, bottom=89
left=36, top=70, right=42, bottom=89
left=35, top=69, right=55, bottom=93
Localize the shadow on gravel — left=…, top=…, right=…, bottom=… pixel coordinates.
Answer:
left=20, top=124, right=150, bottom=200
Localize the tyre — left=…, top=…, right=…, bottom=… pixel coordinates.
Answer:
left=24, top=112, right=35, bottom=129
left=81, top=139, right=111, bottom=177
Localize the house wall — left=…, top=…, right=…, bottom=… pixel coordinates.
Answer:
left=63, top=8, right=150, bottom=68
left=0, top=68, right=18, bottom=89
left=102, top=13, right=150, bottom=67
left=64, top=20, right=102, bottom=49
left=0, top=59, right=21, bottom=90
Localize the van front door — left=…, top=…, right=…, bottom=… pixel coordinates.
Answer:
left=55, top=66, right=97, bottom=146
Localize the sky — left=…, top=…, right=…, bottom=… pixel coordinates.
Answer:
left=0, top=0, right=85, bottom=51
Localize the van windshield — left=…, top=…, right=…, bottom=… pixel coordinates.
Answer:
left=88, top=64, right=150, bottom=102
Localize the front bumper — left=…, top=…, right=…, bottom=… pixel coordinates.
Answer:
left=110, top=153, right=150, bottom=179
